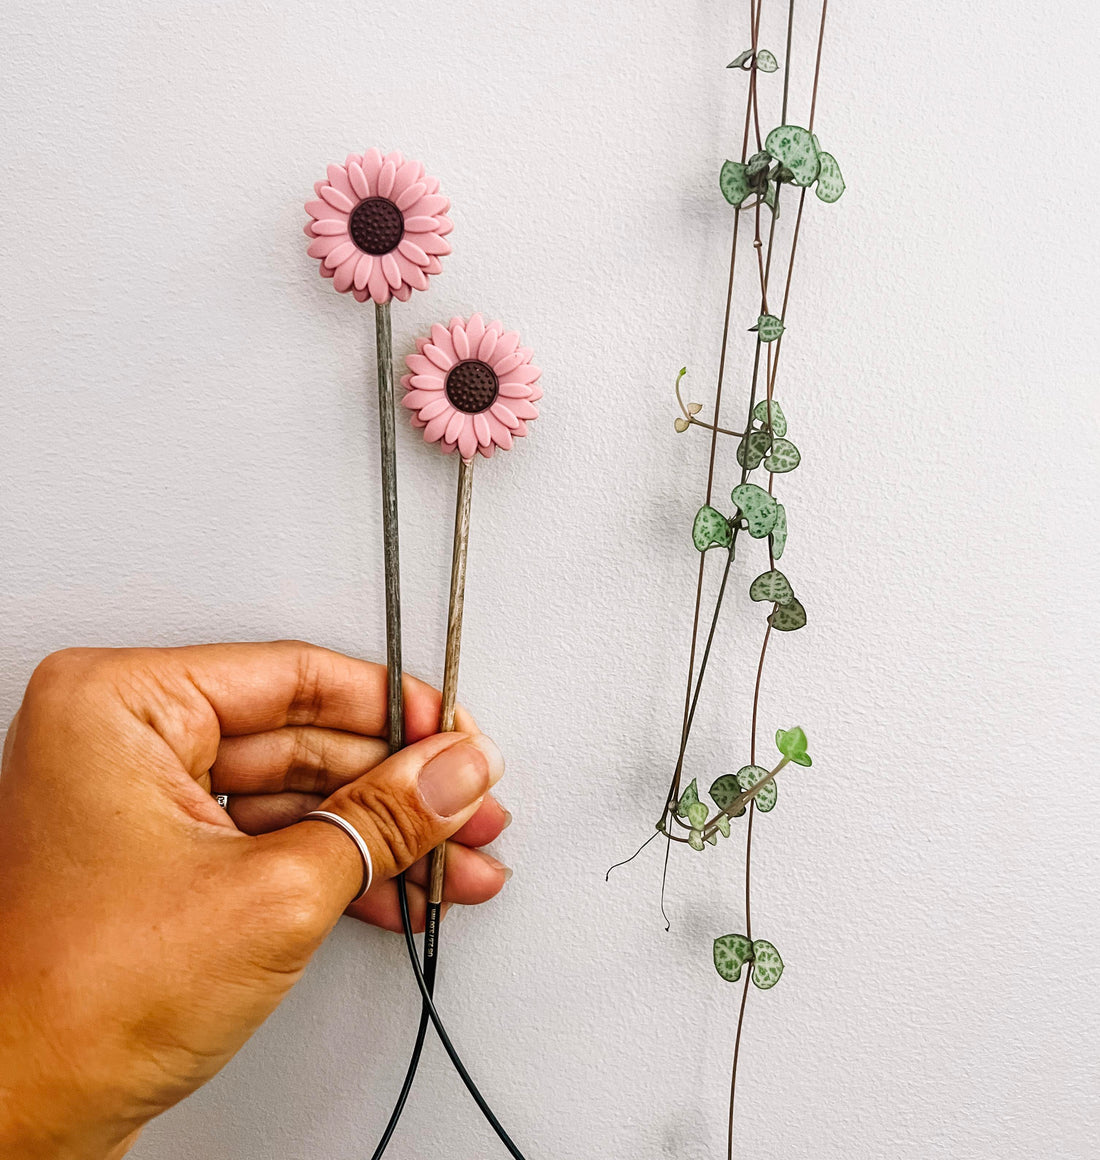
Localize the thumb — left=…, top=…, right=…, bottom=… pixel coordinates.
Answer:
left=257, top=731, right=504, bottom=921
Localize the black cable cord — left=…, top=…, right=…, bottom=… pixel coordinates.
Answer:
left=395, top=876, right=529, bottom=1160
left=368, top=873, right=439, bottom=1159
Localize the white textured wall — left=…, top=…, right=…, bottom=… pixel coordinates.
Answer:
left=2, top=2, right=1098, bottom=1157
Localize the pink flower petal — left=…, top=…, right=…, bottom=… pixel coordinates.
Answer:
left=444, top=410, right=467, bottom=446
left=410, top=374, right=446, bottom=390
left=501, top=363, right=542, bottom=386
left=466, top=314, right=485, bottom=348
left=304, top=222, right=317, bottom=237
left=403, top=216, right=440, bottom=233
left=425, top=256, right=444, bottom=275
left=354, top=253, right=373, bottom=291
left=423, top=343, right=455, bottom=371
left=361, top=147, right=383, bottom=186
left=401, top=261, right=429, bottom=292
left=377, top=161, right=396, bottom=199
left=403, top=388, right=445, bottom=409
left=320, top=264, right=334, bottom=279
left=473, top=413, right=492, bottom=447
left=493, top=351, right=528, bottom=377
left=392, top=161, right=421, bottom=199
left=452, top=326, right=470, bottom=360
left=422, top=175, right=440, bottom=195
left=430, top=324, right=457, bottom=362
left=368, top=263, right=390, bottom=303
left=307, top=236, right=341, bottom=259
left=417, top=396, right=452, bottom=422
left=393, top=283, right=412, bottom=302
left=527, top=383, right=543, bottom=402
left=435, top=216, right=454, bottom=236
left=410, top=412, right=427, bottom=428
left=486, top=319, right=504, bottom=337
left=457, top=420, right=478, bottom=461
left=518, top=347, right=534, bottom=361
left=320, top=185, right=354, bottom=213
left=498, top=381, right=533, bottom=399
left=305, top=198, right=346, bottom=221
left=478, top=330, right=499, bottom=362
left=418, top=234, right=452, bottom=256
left=395, top=181, right=426, bottom=211
left=383, top=149, right=405, bottom=169
left=406, top=354, right=442, bottom=377
left=424, top=411, right=453, bottom=443
left=400, top=374, right=413, bottom=390
left=508, top=398, right=539, bottom=420
left=487, top=415, right=514, bottom=450
left=348, top=162, right=370, bottom=199
left=408, top=194, right=449, bottom=217
left=353, top=287, right=370, bottom=302
left=334, top=256, right=358, bottom=292
left=440, top=439, right=458, bottom=455
left=323, top=241, right=357, bottom=269
left=490, top=402, right=520, bottom=429
left=492, top=331, right=520, bottom=361
left=344, top=152, right=363, bottom=170
left=311, top=219, right=349, bottom=236
left=381, top=253, right=402, bottom=290
left=512, top=420, right=529, bottom=437
left=477, top=441, right=495, bottom=459
left=326, top=164, right=355, bottom=200
left=397, top=238, right=430, bottom=267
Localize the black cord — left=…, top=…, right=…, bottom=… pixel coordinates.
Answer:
left=395, top=876, right=529, bottom=1160
left=368, top=873, right=439, bottom=1159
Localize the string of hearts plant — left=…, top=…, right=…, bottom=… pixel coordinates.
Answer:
left=611, top=2, right=843, bottom=1156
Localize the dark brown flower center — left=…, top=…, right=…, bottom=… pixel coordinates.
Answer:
left=445, top=360, right=499, bottom=413
left=348, top=197, right=405, bottom=255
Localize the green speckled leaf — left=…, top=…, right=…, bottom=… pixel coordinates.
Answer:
left=737, top=430, right=772, bottom=470
left=752, top=314, right=785, bottom=342
left=686, top=800, right=709, bottom=829
left=775, top=727, right=811, bottom=766
left=756, top=49, right=778, bottom=72
left=705, top=830, right=718, bottom=845
left=749, top=569, right=794, bottom=605
left=768, top=597, right=807, bottom=631
left=770, top=503, right=788, bottom=559
left=714, top=933, right=754, bottom=982
left=752, top=398, right=787, bottom=437
left=737, top=764, right=777, bottom=812
left=730, top=483, right=778, bottom=538
left=764, top=438, right=800, bottom=473
left=675, top=778, right=700, bottom=818
left=688, top=830, right=705, bottom=851
left=746, top=151, right=771, bottom=178
left=709, top=774, right=743, bottom=814
left=719, top=160, right=751, bottom=206
left=815, top=152, right=846, bottom=203
left=692, top=505, right=732, bottom=551
left=751, top=939, right=784, bottom=989
left=763, top=181, right=779, bottom=217
left=728, top=49, right=753, bottom=68
left=764, top=124, right=821, bottom=187
left=715, top=814, right=731, bottom=838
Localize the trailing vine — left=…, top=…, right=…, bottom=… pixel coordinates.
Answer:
left=611, top=2, right=842, bottom=1155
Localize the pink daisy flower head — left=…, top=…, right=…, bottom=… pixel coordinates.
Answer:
left=304, top=149, right=453, bottom=304
left=402, top=314, right=542, bottom=461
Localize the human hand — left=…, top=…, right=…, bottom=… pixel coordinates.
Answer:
left=0, top=641, right=511, bottom=1160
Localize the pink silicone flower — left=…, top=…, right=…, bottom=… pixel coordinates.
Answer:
left=402, top=314, right=542, bottom=461
left=304, top=149, right=452, bottom=304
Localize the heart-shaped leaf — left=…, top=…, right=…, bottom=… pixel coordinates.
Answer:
left=719, top=160, right=751, bottom=206
left=688, top=830, right=705, bottom=851
left=746, top=150, right=771, bottom=178
left=768, top=597, right=807, bottom=631
left=737, top=430, right=772, bottom=470
left=686, top=800, right=709, bottom=829
left=714, top=933, right=754, bottom=982
left=764, top=124, right=821, bottom=187
left=775, top=726, right=812, bottom=766
left=709, top=773, right=746, bottom=818
left=751, top=939, right=784, bottom=989
left=815, top=151, right=845, bottom=202
left=737, top=764, right=777, bottom=812
left=674, top=417, right=689, bottom=433
left=675, top=778, right=700, bottom=818
left=693, top=505, right=733, bottom=551
left=705, top=831, right=718, bottom=845
left=715, top=814, right=731, bottom=838
left=763, top=181, right=779, bottom=217
left=750, top=569, right=794, bottom=605
left=730, top=483, right=778, bottom=538
left=764, top=438, right=800, bottom=473
left=687, top=402, right=703, bottom=415
left=727, top=49, right=753, bottom=68
left=751, top=314, right=785, bottom=342
left=756, top=49, right=779, bottom=72
left=752, top=398, right=787, bottom=437
left=770, top=503, right=788, bottom=559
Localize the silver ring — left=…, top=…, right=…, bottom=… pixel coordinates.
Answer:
left=301, top=810, right=374, bottom=901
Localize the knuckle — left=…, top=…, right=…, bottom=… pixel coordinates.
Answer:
left=342, top=782, right=431, bottom=873
left=261, top=851, right=328, bottom=938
